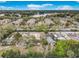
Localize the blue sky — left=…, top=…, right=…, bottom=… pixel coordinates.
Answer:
left=0, top=1, right=79, bottom=10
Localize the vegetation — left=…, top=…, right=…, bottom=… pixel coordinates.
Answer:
left=46, top=40, right=79, bottom=58
left=25, top=49, right=44, bottom=58
left=0, top=10, right=79, bottom=58
left=2, top=49, right=21, bottom=58
left=35, top=23, right=48, bottom=32
left=14, top=32, right=22, bottom=43
left=0, top=24, right=16, bottom=41
left=0, top=39, right=79, bottom=58
left=41, top=38, right=48, bottom=45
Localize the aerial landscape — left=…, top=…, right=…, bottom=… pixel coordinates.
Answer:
left=0, top=1, right=79, bottom=58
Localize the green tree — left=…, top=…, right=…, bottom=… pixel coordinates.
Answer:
left=46, top=40, right=79, bottom=58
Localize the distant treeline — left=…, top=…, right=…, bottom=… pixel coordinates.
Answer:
left=0, top=10, right=79, bottom=16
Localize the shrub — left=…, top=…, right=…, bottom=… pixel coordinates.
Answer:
left=46, top=40, right=79, bottom=58
left=2, top=49, right=21, bottom=58
left=25, top=50, right=43, bottom=58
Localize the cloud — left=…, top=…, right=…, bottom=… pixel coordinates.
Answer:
left=0, top=6, right=16, bottom=10
left=27, top=4, right=41, bottom=10
left=76, top=1, right=79, bottom=3
left=27, top=4, right=53, bottom=10
left=0, top=1, right=7, bottom=3
left=41, top=4, right=53, bottom=7
left=56, top=5, right=73, bottom=10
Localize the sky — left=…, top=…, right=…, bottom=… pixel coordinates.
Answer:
left=0, top=1, right=79, bottom=10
